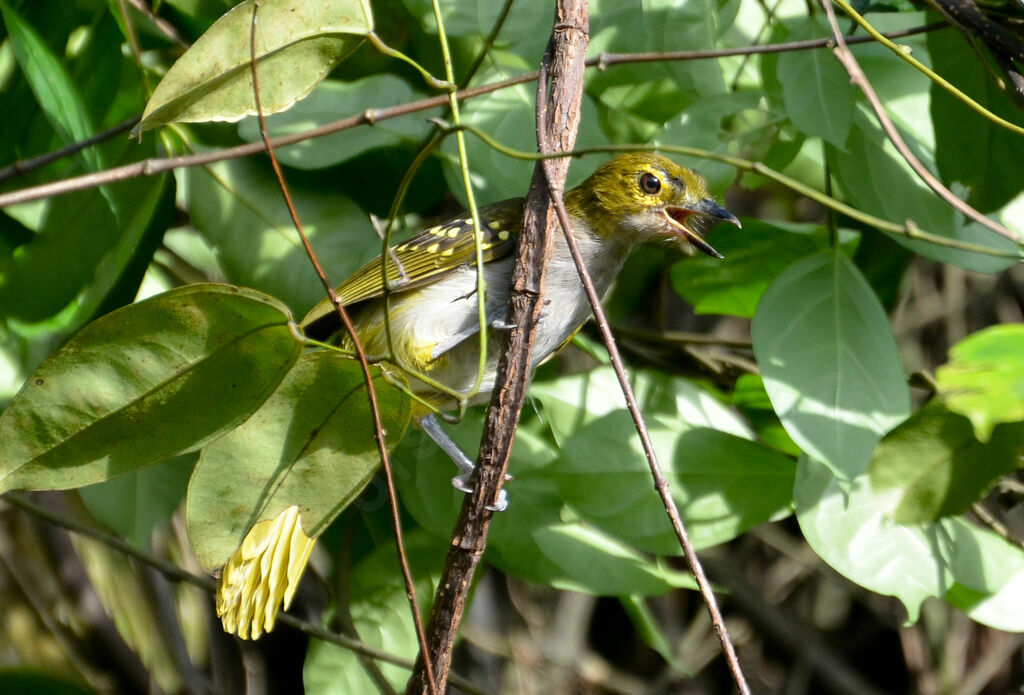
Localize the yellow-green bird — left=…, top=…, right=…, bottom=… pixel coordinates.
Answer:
left=302, top=152, right=739, bottom=507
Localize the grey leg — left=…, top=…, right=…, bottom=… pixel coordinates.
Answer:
left=418, top=414, right=508, bottom=511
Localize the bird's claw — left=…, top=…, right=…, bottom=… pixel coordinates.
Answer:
left=450, top=474, right=511, bottom=512
left=491, top=319, right=517, bottom=331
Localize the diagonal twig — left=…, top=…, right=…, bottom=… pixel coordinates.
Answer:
left=819, top=0, right=1021, bottom=245
left=245, top=7, right=436, bottom=693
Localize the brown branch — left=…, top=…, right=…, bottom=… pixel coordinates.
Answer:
left=245, top=6, right=436, bottom=694
left=405, top=4, right=589, bottom=693
left=0, top=25, right=945, bottom=208
left=822, top=1, right=1021, bottom=244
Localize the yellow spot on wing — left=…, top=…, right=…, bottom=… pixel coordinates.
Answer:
left=447, top=228, right=460, bottom=238
left=497, top=230, right=510, bottom=241
left=426, top=242, right=440, bottom=254
left=488, top=220, right=502, bottom=230
left=429, top=225, right=444, bottom=236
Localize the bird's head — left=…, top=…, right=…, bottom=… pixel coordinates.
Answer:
left=568, top=152, right=739, bottom=258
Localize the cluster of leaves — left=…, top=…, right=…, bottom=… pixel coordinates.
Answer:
left=1, top=0, right=1023, bottom=691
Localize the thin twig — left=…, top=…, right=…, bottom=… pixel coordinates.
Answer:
left=0, top=116, right=139, bottom=184
left=124, top=0, right=189, bottom=48
left=819, top=0, right=1020, bottom=244
left=541, top=175, right=753, bottom=694
left=245, top=7, right=436, bottom=694
left=0, top=26, right=945, bottom=208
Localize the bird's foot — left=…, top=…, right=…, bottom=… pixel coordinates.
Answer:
left=451, top=474, right=509, bottom=512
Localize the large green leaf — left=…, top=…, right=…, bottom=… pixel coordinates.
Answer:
left=827, top=109, right=1020, bottom=274
left=795, top=456, right=948, bottom=622
left=552, top=411, right=796, bottom=554
left=869, top=402, right=1024, bottom=523
left=0, top=284, right=301, bottom=492
left=186, top=350, right=410, bottom=570
left=236, top=75, right=435, bottom=170
left=776, top=18, right=856, bottom=147
left=752, top=248, right=910, bottom=480
left=936, top=324, right=1024, bottom=442
left=943, top=518, right=1024, bottom=632
left=136, top=0, right=373, bottom=132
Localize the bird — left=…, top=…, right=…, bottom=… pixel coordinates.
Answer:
left=301, top=152, right=739, bottom=507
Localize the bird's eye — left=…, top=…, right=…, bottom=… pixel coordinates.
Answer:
left=640, top=172, right=661, bottom=195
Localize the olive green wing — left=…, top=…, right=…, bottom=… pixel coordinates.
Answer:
left=300, top=198, right=523, bottom=336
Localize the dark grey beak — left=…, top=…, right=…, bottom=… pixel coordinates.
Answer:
left=664, top=198, right=740, bottom=260
left=686, top=198, right=741, bottom=229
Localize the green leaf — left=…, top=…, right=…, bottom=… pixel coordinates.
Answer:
left=929, top=28, right=1024, bottom=213
left=731, top=373, right=802, bottom=456
left=178, top=153, right=379, bottom=315
left=943, top=518, right=1024, bottom=632
left=671, top=220, right=857, bottom=317
left=0, top=284, right=301, bottom=493
left=936, top=323, right=1024, bottom=442
left=827, top=109, right=1020, bottom=274
left=553, top=411, right=795, bottom=554
left=794, top=457, right=949, bottom=622
left=776, top=18, right=856, bottom=147
left=0, top=670, right=97, bottom=695
left=752, top=248, right=910, bottom=480
left=236, top=75, right=435, bottom=169
left=186, top=351, right=409, bottom=570
left=0, top=1, right=103, bottom=171
left=620, top=596, right=690, bottom=675
left=869, top=402, right=1024, bottom=523
left=79, top=453, right=197, bottom=547
left=136, top=0, right=373, bottom=133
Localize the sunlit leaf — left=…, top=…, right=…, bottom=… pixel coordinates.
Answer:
left=136, top=0, right=373, bottom=132
left=936, top=323, right=1024, bottom=442
left=0, top=284, right=301, bottom=492
left=753, top=248, right=910, bottom=480
left=187, top=350, right=410, bottom=570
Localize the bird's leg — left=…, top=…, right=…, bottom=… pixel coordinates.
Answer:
left=418, top=413, right=509, bottom=512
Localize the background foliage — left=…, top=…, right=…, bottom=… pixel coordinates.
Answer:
left=0, top=0, right=1022, bottom=692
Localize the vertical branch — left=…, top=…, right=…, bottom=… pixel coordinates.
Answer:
left=405, top=2, right=589, bottom=693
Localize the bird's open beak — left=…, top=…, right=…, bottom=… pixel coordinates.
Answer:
left=663, top=199, right=741, bottom=260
